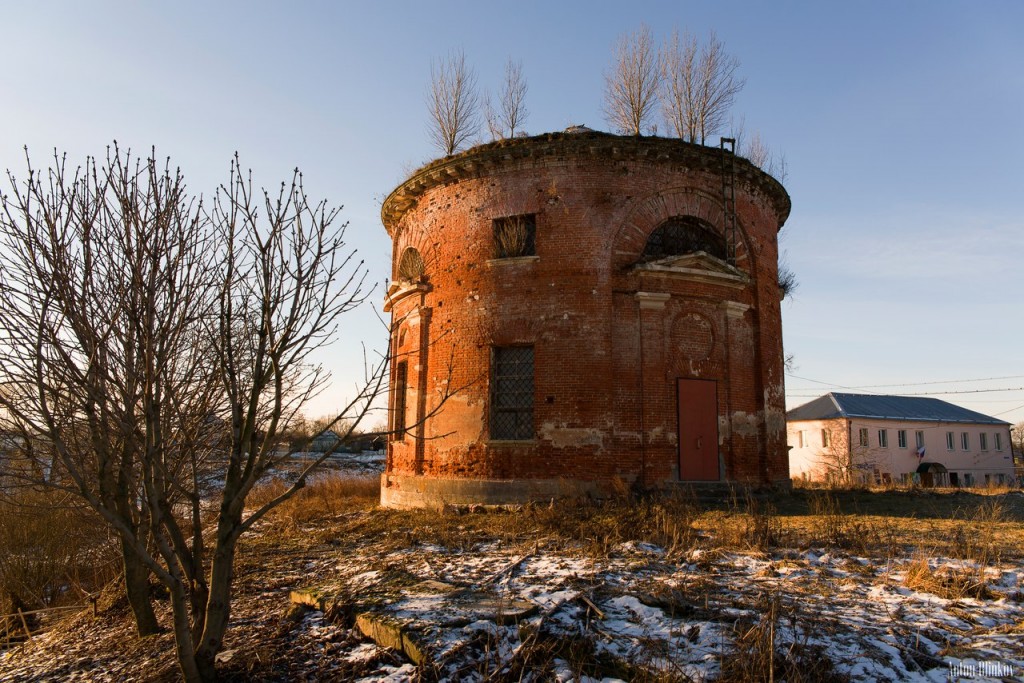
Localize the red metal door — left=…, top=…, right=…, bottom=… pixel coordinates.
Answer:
left=677, top=379, right=719, bottom=481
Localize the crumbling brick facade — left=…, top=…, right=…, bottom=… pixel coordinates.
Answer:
left=380, top=131, right=791, bottom=507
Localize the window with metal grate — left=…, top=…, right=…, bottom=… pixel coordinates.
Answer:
left=641, top=216, right=726, bottom=261
left=490, top=346, right=534, bottom=440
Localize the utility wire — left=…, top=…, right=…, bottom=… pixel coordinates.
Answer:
left=785, top=373, right=1024, bottom=390
left=994, top=403, right=1024, bottom=417
left=787, top=387, right=1024, bottom=398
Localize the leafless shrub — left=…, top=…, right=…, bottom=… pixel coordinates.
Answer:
left=603, top=24, right=662, bottom=135
left=0, top=489, right=117, bottom=618
left=778, top=263, right=798, bottom=300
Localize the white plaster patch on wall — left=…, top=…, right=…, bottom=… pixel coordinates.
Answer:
left=764, top=409, right=786, bottom=435
left=763, top=381, right=785, bottom=405
left=539, top=422, right=605, bottom=450
left=640, top=426, right=676, bottom=446
left=731, top=411, right=761, bottom=437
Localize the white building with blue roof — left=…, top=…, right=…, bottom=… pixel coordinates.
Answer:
left=786, top=393, right=1015, bottom=486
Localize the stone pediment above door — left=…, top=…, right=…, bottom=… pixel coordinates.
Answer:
left=633, top=251, right=750, bottom=288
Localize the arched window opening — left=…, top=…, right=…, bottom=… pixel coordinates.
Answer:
left=641, top=216, right=726, bottom=262
left=398, top=247, right=425, bottom=281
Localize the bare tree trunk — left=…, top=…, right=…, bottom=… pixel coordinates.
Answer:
left=121, top=540, right=160, bottom=636
left=167, top=577, right=203, bottom=683
left=194, top=526, right=240, bottom=682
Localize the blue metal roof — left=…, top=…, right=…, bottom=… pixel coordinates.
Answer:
left=786, top=392, right=1010, bottom=425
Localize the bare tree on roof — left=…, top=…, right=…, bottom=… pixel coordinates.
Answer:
left=499, top=58, right=529, bottom=138
left=603, top=24, right=662, bottom=135
left=733, top=116, right=789, bottom=183
left=483, top=58, right=529, bottom=141
left=661, top=29, right=699, bottom=140
left=427, top=50, right=481, bottom=156
left=483, top=92, right=502, bottom=141
left=662, top=30, right=744, bottom=144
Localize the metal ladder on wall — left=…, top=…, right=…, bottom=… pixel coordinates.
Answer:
left=720, top=137, right=737, bottom=266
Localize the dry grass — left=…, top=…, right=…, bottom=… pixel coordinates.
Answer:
left=720, top=591, right=849, bottom=683
left=10, top=481, right=1024, bottom=680
left=248, top=483, right=1024, bottom=564
left=902, top=554, right=994, bottom=601
left=247, top=473, right=381, bottom=529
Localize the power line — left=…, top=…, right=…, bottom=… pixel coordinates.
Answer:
left=787, top=387, right=1024, bottom=398
left=784, top=373, right=1024, bottom=390
left=994, top=403, right=1024, bottom=417
left=852, top=374, right=1024, bottom=388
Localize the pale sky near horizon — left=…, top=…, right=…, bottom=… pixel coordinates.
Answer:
left=3, top=1, right=1023, bottom=427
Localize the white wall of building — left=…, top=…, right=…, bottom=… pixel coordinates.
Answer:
left=788, top=418, right=1014, bottom=486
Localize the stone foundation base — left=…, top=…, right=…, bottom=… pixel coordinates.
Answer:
left=379, top=473, right=599, bottom=509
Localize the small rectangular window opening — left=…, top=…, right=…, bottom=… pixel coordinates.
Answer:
left=493, top=214, right=537, bottom=258
left=821, top=429, right=830, bottom=448
left=878, top=429, right=888, bottom=448
left=858, top=428, right=869, bottom=447
left=897, top=430, right=907, bottom=449
left=393, top=360, right=408, bottom=439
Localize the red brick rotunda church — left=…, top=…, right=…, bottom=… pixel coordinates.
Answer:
left=380, top=129, right=791, bottom=508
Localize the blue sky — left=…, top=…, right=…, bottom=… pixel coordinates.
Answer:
left=3, top=1, right=1022, bottom=426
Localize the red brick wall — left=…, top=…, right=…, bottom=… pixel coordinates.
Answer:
left=382, top=132, right=791, bottom=499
